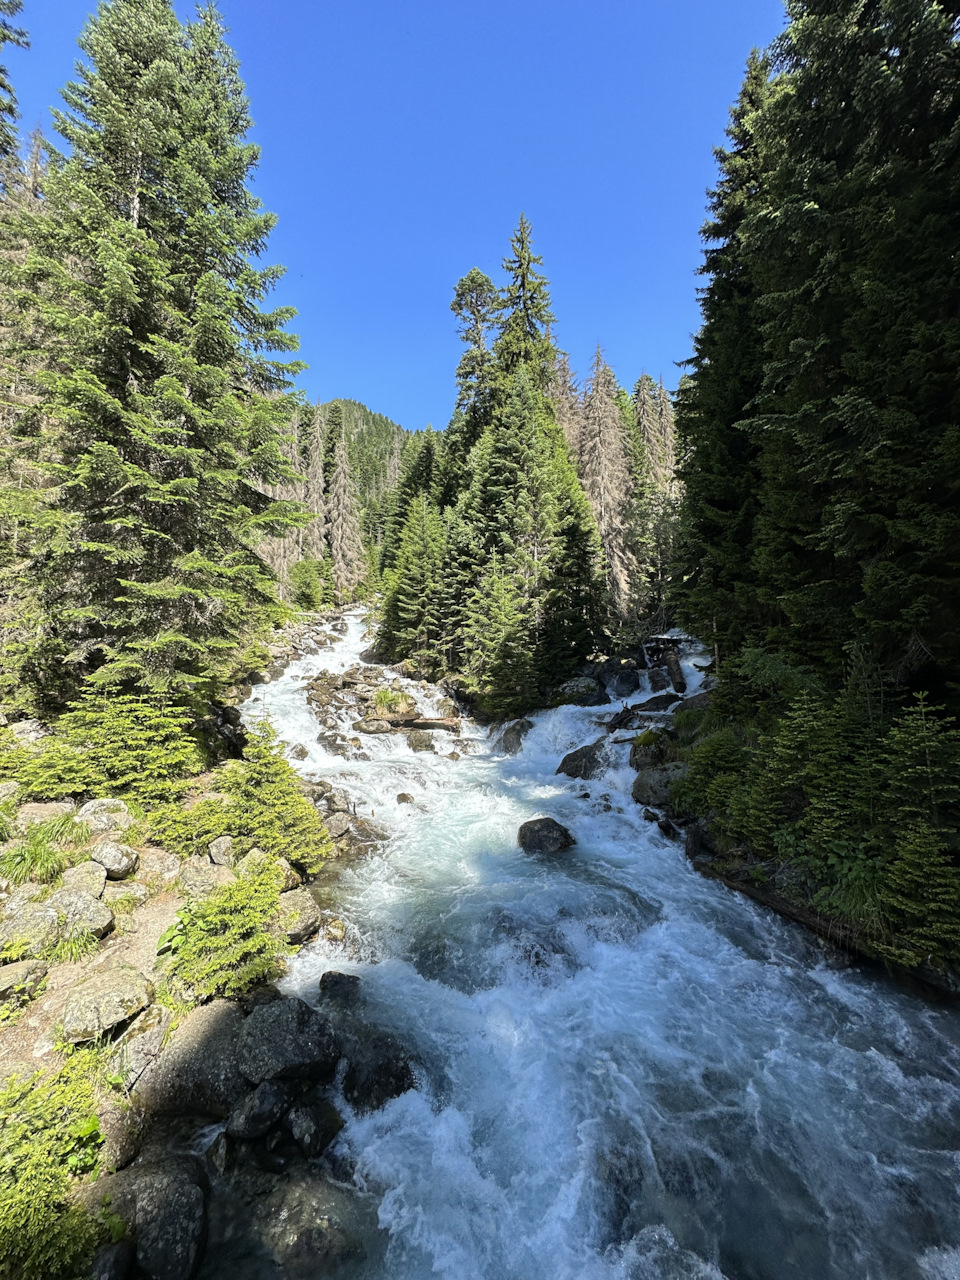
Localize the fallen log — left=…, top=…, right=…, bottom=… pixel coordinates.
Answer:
left=383, top=716, right=460, bottom=731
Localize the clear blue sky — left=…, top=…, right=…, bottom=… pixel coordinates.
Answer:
left=10, top=0, right=786, bottom=431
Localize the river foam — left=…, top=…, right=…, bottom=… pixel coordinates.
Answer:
left=242, top=612, right=960, bottom=1280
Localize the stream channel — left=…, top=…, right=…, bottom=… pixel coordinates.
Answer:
left=240, top=611, right=960, bottom=1280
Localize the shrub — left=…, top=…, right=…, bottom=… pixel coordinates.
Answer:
left=0, top=814, right=90, bottom=886
left=160, top=863, right=288, bottom=1001
left=0, top=1054, right=104, bottom=1280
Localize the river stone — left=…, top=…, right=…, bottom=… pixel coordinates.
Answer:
left=556, top=738, right=607, bottom=781
left=635, top=692, right=681, bottom=713
left=396, top=793, right=414, bottom=804
left=497, top=718, right=534, bottom=755
left=327, top=788, right=351, bottom=813
left=110, top=1004, right=172, bottom=1089
left=226, top=1079, right=295, bottom=1140
left=90, top=840, right=139, bottom=880
left=177, top=857, right=235, bottom=897
left=48, top=886, right=115, bottom=938
left=103, top=880, right=149, bottom=908
left=680, top=689, right=712, bottom=713
left=341, top=1030, right=417, bottom=1114
left=647, top=667, right=672, bottom=693
left=325, top=812, right=351, bottom=839
left=0, top=958, right=47, bottom=1005
left=608, top=668, right=641, bottom=698
left=517, top=817, right=576, bottom=854
left=207, top=835, right=234, bottom=866
left=284, top=1098, right=344, bottom=1157
left=134, top=1000, right=247, bottom=1118
left=318, top=970, right=362, bottom=1007
left=406, top=730, right=435, bottom=753
left=254, top=1174, right=365, bottom=1275
left=277, top=888, right=321, bottom=944
left=0, top=904, right=59, bottom=958
left=631, top=763, right=689, bottom=807
left=237, top=996, right=340, bottom=1084
left=76, top=798, right=133, bottom=836
left=354, top=719, right=392, bottom=734
left=62, top=860, right=107, bottom=897
left=15, top=800, right=75, bottom=830
left=62, top=966, right=154, bottom=1043
left=552, top=677, right=610, bottom=707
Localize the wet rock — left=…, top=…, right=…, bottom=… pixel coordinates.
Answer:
left=605, top=706, right=639, bottom=733
left=406, top=729, right=435, bottom=753
left=634, top=692, right=681, bottom=713
left=15, top=800, right=75, bottom=830
left=254, top=1173, right=365, bottom=1275
left=284, top=1097, right=344, bottom=1157
left=109, top=1004, right=172, bottom=1089
left=90, top=1240, right=136, bottom=1280
left=48, top=886, right=114, bottom=938
left=0, top=958, right=47, bottom=1005
left=325, top=812, right=351, bottom=839
left=342, top=1030, right=417, bottom=1113
left=318, top=970, right=361, bottom=1007
left=289, top=744, right=309, bottom=760
left=207, top=835, right=234, bottom=866
left=354, top=718, right=392, bottom=734
left=608, top=667, right=641, bottom=699
left=76, top=798, right=133, bottom=836
left=90, top=840, right=139, bottom=880
left=277, top=888, right=321, bottom=944
left=497, top=718, right=534, bottom=755
left=680, top=689, right=712, bottom=712
left=517, top=817, right=576, bottom=854
left=552, top=677, right=610, bottom=707
left=437, top=697, right=459, bottom=718
left=647, top=667, right=671, bottom=693
left=62, top=966, right=153, bottom=1043
left=631, top=763, right=688, bottom=807
left=326, top=788, right=351, bottom=813
left=93, top=1157, right=208, bottom=1280
left=134, top=1001, right=247, bottom=1118
left=62, top=860, right=108, bottom=897
left=556, top=738, right=607, bottom=781
left=0, top=904, right=59, bottom=957
left=177, top=857, right=235, bottom=897
left=629, top=735, right=662, bottom=770
left=226, top=1079, right=296, bottom=1140
left=396, top=793, right=414, bottom=804
left=237, top=997, right=340, bottom=1084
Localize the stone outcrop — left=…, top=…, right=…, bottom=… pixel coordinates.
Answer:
left=631, top=763, right=688, bottom=807
left=134, top=1000, right=248, bottom=1118
left=277, top=888, right=321, bottom=944
left=62, top=966, right=154, bottom=1043
left=48, top=886, right=115, bottom=938
left=497, top=718, right=534, bottom=755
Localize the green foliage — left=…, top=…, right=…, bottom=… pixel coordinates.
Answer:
left=0, top=1054, right=103, bottom=1280
left=3, top=690, right=203, bottom=801
left=49, top=926, right=101, bottom=966
left=162, top=862, right=287, bottom=1001
left=148, top=724, right=333, bottom=876
left=0, top=813, right=89, bottom=886
left=289, top=557, right=334, bottom=611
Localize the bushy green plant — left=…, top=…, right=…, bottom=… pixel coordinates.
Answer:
left=160, top=863, right=288, bottom=1001
left=2, top=691, right=204, bottom=802
left=289, top=557, right=334, bottom=611
left=0, top=1054, right=104, bottom=1280
left=0, top=815, right=90, bottom=886
left=149, top=725, right=333, bottom=876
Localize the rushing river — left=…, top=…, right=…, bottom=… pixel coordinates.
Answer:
left=242, top=612, right=960, bottom=1280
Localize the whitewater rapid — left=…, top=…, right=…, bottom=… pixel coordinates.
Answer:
left=242, top=612, right=960, bottom=1280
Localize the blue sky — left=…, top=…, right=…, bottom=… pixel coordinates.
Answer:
left=10, top=0, right=785, bottom=431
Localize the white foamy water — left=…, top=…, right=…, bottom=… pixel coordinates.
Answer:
left=243, top=612, right=960, bottom=1280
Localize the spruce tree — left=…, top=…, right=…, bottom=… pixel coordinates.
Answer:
left=548, top=350, right=582, bottom=459
left=325, top=417, right=365, bottom=601
left=0, top=0, right=26, bottom=181
left=493, top=214, right=555, bottom=391
left=579, top=346, right=633, bottom=615
left=379, top=494, right=445, bottom=664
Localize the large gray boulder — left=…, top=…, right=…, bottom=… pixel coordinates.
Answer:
left=277, top=888, right=321, bottom=944
left=48, top=886, right=114, bottom=938
left=134, top=1000, right=247, bottom=1118
left=497, top=718, right=534, bottom=755
left=237, top=997, right=340, bottom=1084
left=90, top=840, right=139, bottom=880
left=556, top=739, right=607, bottom=781
left=607, top=667, right=641, bottom=699
left=0, top=904, right=59, bottom=958
left=517, top=817, right=576, bottom=855
left=85, top=1157, right=207, bottom=1280
left=341, top=1031, right=417, bottom=1114
left=76, top=798, right=133, bottom=836
left=0, top=958, right=47, bottom=1005
left=647, top=667, right=671, bottom=693
left=177, top=857, right=235, bottom=898
left=325, top=812, right=351, bottom=839
left=15, top=800, right=75, bottom=830
left=109, top=1004, right=172, bottom=1089
left=62, top=860, right=107, bottom=898
left=551, top=677, right=610, bottom=707
left=62, top=966, right=153, bottom=1043
left=631, top=763, right=688, bottom=807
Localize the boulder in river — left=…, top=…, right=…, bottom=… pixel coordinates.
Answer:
left=634, top=693, right=681, bottom=713
left=226, top=1079, right=296, bottom=1140
left=341, top=1030, right=417, bottom=1113
left=497, top=718, right=534, bottom=755
left=237, top=996, right=340, bottom=1084
left=607, top=667, right=641, bottom=698
left=556, top=738, right=607, bottom=780
left=631, top=763, right=688, bottom=807
left=284, top=1097, right=344, bottom=1157
left=277, top=887, right=321, bottom=944
left=62, top=965, right=154, bottom=1043
left=647, top=667, right=671, bottom=693
left=517, top=817, right=576, bottom=854
left=406, top=729, right=435, bottom=753
left=134, top=1000, right=248, bottom=1118
left=551, top=677, right=610, bottom=707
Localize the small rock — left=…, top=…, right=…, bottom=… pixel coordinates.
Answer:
left=177, top=857, right=235, bottom=897
left=406, top=730, right=435, bottom=753
left=517, top=817, right=576, bottom=855
left=0, top=904, right=59, bottom=958
left=277, top=888, right=321, bottom=944
left=355, top=719, right=392, bottom=734
left=0, top=958, right=47, bottom=1005
left=325, top=812, right=351, bottom=839
left=76, top=798, right=133, bottom=836
left=226, top=1079, right=295, bottom=1140
left=396, top=793, right=414, bottom=805
left=647, top=668, right=672, bottom=693
left=447, top=751, right=461, bottom=761
left=90, top=841, right=139, bottom=880
left=109, top=1004, right=172, bottom=1089
left=556, top=739, right=607, bottom=781
left=207, top=835, right=234, bottom=866
left=327, top=789, right=351, bottom=813
left=15, top=800, right=75, bottom=830
left=284, top=1098, right=344, bottom=1157
left=325, top=919, right=347, bottom=942
left=62, top=860, right=107, bottom=898
left=318, top=970, right=361, bottom=1006
left=237, top=997, right=340, bottom=1084
left=62, top=966, right=154, bottom=1043
left=497, top=717, right=535, bottom=755
left=290, top=744, right=309, bottom=760
left=103, top=881, right=149, bottom=908
left=134, top=1001, right=247, bottom=1118
left=634, top=693, right=681, bottom=713
left=47, top=886, right=114, bottom=938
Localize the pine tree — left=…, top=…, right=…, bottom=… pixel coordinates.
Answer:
left=301, top=403, right=327, bottom=561
left=379, top=494, right=445, bottom=664
left=579, top=346, right=633, bottom=615
left=0, top=0, right=27, bottom=182
left=326, top=417, right=365, bottom=600
left=493, top=214, right=555, bottom=391
left=547, top=350, right=582, bottom=459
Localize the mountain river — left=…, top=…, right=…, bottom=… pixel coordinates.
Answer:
left=240, top=611, right=960, bottom=1280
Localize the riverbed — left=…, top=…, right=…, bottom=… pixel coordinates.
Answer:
left=243, top=612, right=960, bottom=1280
